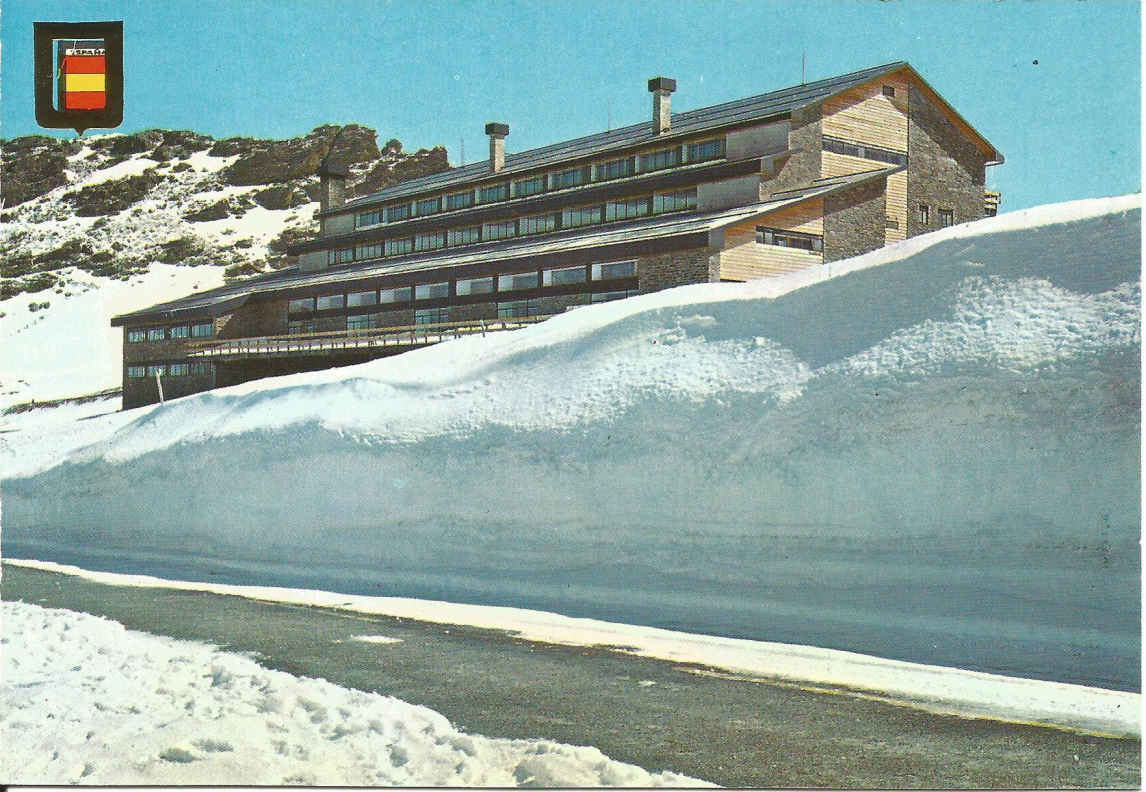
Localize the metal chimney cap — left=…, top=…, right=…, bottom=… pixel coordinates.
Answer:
left=647, top=76, right=677, bottom=93
left=484, top=122, right=510, bottom=137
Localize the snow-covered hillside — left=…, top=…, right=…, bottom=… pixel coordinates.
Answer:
left=2, top=195, right=1140, bottom=693
left=0, top=127, right=449, bottom=408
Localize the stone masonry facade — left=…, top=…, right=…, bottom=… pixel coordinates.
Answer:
left=906, top=84, right=989, bottom=237
left=636, top=247, right=721, bottom=293
left=823, top=176, right=889, bottom=263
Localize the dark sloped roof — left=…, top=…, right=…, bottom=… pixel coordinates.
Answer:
left=341, top=62, right=910, bottom=210
left=111, top=166, right=898, bottom=325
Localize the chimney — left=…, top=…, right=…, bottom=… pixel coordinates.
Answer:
left=485, top=122, right=509, bottom=173
left=648, top=76, right=676, bottom=135
left=317, top=159, right=349, bottom=212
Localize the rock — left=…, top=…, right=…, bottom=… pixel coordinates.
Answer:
left=183, top=199, right=233, bottom=222
left=221, top=124, right=380, bottom=187
left=89, top=129, right=164, bottom=158
left=66, top=169, right=163, bottom=216
left=0, top=136, right=80, bottom=207
left=351, top=145, right=449, bottom=198
left=208, top=137, right=259, bottom=157
left=383, top=138, right=403, bottom=155
left=252, top=184, right=310, bottom=210
left=154, top=236, right=205, bottom=264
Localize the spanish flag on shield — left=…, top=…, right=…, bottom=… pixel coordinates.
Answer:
left=61, top=51, right=107, bottom=111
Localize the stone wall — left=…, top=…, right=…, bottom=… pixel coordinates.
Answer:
left=637, top=247, right=719, bottom=293
left=906, top=85, right=989, bottom=237
left=537, top=293, right=590, bottom=314
left=765, top=105, right=822, bottom=196
left=823, top=176, right=888, bottom=263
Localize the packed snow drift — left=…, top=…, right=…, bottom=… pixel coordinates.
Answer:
left=0, top=600, right=703, bottom=786
left=2, top=195, right=1140, bottom=695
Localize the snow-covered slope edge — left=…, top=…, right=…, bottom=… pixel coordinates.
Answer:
left=1, top=599, right=706, bottom=786
left=7, top=559, right=1139, bottom=740
left=3, top=195, right=1140, bottom=697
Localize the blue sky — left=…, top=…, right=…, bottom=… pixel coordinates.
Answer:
left=2, top=0, right=1139, bottom=211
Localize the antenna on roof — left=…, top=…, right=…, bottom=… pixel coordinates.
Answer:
left=801, top=52, right=806, bottom=85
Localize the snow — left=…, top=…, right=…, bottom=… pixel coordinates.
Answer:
left=0, top=600, right=706, bottom=786
left=0, top=263, right=225, bottom=409
left=8, top=558, right=1139, bottom=740
left=2, top=195, right=1140, bottom=719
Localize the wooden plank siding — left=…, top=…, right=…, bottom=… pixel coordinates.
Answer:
left=821, top=77, right=909, bottom=247
left=719, top=198, right=823, bottom=281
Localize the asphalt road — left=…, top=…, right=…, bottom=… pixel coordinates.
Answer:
left=3, top=563, right=1140, bottom=788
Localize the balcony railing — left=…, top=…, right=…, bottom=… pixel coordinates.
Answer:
left=184, top=315, right=553, bottom=360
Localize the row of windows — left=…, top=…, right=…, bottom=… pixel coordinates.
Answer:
left=291, top=289, right=642, bottom=335
left=821, top=135, right=908, bottom=166
left=288, top=261, right=637, bottom=315
left=333, top=189, right=698, bottom=266
left=127, top=323, right=214, bottom=343
left=127, top=361, right=212, bottom=378
left=755, top=226, right=824, bottom=252
left=352, top=138, right=725, bottom=228
left=918, top=204, right=955, bottom=227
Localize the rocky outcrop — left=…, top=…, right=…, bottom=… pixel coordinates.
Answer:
left=1, top=136, right=81, bottom=207
left=220, top=124, right=381, bottom=186
left=352, top=146, right=449, bottom=198
left=66, top=169, right=164, bottom=216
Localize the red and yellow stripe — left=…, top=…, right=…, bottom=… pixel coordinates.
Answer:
left=63, top=55, right=106, bottom=110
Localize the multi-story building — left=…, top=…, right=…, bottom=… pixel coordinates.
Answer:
left=112, top=61, right=1002, bottom=408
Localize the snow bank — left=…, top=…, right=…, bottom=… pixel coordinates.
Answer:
left=10, top=559, right=1139, bottom=740
left=0, top=600, right=706, bottom=786
left=3, top=195, right=1140, bottom=697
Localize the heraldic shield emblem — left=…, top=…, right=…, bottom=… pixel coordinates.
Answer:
left=34, top=20, right=123, bottom=135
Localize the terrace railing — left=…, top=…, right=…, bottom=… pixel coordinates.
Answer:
left=184, top=315, right=553, bottom=359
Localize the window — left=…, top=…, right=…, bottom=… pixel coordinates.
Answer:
left=543, top=265, right=586, bottom=286
left=385, top=237, right=413, bottom=256
left=416, top=196, right=441, bottom=216
left=591, top=289, right=638, bottom=303
left=653, top=189, right=697, bottom=213
left=167, top=325, right=189, bottom=340
left=550, top=166, right=590, bottom=190
left=482, top=221, right=516, bottom=241
left=330, top=248, right=354, bottom=265
left=882, top=85, right=896, bottom=97
left=347, top=313, right=382, bottom=331
left=498, top=271, right=539, bottom=291
left=918, top=204, right=930, bottom=225
left=938, top=208, right=954, bottom=228
left=562, top=205, right=602, bottom=228
left=449, top=226, right=482, bottom=246
left=754, top=226, right=823, bottom=252
left=147, top=364, right=166, bottom=377
left=415, top=281, right=449, bottom=300
left=414, top=231, right=446, bottom=252
left=514, top=175, right=546, bottom=197
left=446, top=190, right=474, bottom=210
left=498, top=299, right=540, bottom=319
left=479, top=183, right=509, bottom=203
left=596, top=156, right=635, bottom=181
left=456, top=277, right=494, bottom=296
left=147, top=328, right=166, bottom=342
left=639, top=147, right=681, bottom=172
left=168, top=363, right=190, bottom=377
left=288, top=319, right=314, bottom=334
left=591, top=260, right=637, bottom=280
left=127, top=329, right=147, bottom=343
left=885, top=217, right=899, bottom=229
left=289, top=297, right=315, bottom=313
left=519, top=213, right=556, bottom=236
left=385, top=203, right=411, bottom=223
left=605, top=197, right=650, bottom=222
left=316, top=294, right=345, bottom=310
left=191, top=323, right=213, bottom=338
left=190, top=361, right=211, bottom=376
left=687, top=138, right=726, bottom=163
left=822, top=136, right=907, bottom=166
left=127, top=365, right=146, bottom=378
left=379, top=286, right=412, bottom=304
left=347, top=290, right=378, bottom=307
left=415, top=307, right=450, bottom=325
left=356, top=243, right=383, bottom=261
left=356, top=209, right=382, bottom=228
